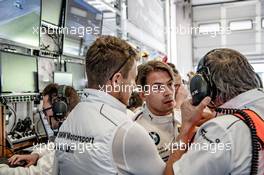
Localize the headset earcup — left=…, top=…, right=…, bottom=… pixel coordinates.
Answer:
left=52, top=101, right=68, bottom=119
left=190, top=74, right=211, bottom=106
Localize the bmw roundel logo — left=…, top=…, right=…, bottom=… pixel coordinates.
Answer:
left=149, top=132, right=160, bottom=145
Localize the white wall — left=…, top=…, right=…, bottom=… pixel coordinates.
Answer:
left=192, top=0, right=264, bottom=65
left=169, top=0, right=193, bottom=79
left=126, top=0, right=166, bottom=53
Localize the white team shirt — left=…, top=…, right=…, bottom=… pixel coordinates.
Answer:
left=134, top=105, right=182, bottom=161
left=173, top=88, right=264, bottom=175
left=53, top=89, right=165, bottom=175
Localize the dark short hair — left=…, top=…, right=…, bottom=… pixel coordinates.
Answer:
left=167, top=63, right=179, bottom=75
left=136, top=60, right=175, bottom=87
left=85, top=36, right=139, bottom=88
left=42, top=83, right=80, bottom=112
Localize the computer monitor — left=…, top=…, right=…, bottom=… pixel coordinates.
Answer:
left=54, top=72, right=73, bottom=86
left=66, top=62, right=87, bottom=90
left=41, top=0, right=63, bottom=26
left=0, top=0, right=41, bottom=48
left=0, top=52, right=38, bottom=93
left=63, top=0, right=103, bottom=57
left=38, top=57, right=56, bottom=92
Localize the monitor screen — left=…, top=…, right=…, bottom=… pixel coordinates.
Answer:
left=0, top=52, right=38, bottom=93
left=54, top=72, right=73, bottom=86
left=39, top=22, right=62, bottom=53
left=38, top=57, right=56, bottom=92
left=0, top=0, right=41, bottom=48
left=63, top=0, right=103, bottom=57
left=41, top=0, right=62, bottom=26
left=66, top=62, right=87, bottom=90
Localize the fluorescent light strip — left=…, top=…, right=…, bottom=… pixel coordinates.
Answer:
left=229, top=20, right=252, bottom=31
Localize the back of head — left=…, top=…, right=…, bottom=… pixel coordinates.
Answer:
left=137, top=60, right=175, bottom=87
left=85, top=35, right=139, bottom=89
left=201, top=48, right=260, bottom=103
left=127, top=91, right=143, bottom=111
left=42, top=83, right=80, bottom=117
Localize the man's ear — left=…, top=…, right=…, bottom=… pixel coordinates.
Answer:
left=111, top=72, right=123, bottom=86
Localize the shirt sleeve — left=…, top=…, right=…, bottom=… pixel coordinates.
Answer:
left=32, top=142, right=55, bottom=158
left=112, top=122, right=165, bottom=175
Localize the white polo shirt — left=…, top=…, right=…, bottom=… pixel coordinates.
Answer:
left=134, top=104, right=182, bottom=161
left=53, top=89, right=165, bottom=175
left=173, top=88, right=264, bottom=175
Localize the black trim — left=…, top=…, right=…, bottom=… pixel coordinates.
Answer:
left=84, top=93, right=89, bottom=98
left=162, top=155, right=169, bottom=162
left=134, top=111, right=143, bottom=121
left=100, top=104, right=118, bottom=126
left=149, top=114, right=153, bottom=120
left=226, top=119, right=241, bottom=130
left=192, top=0, right=248, bottom=7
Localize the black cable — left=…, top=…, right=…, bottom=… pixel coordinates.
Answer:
left=36, top=119, right=41, bottom=136
left=215, top=108, right=260, bottom=175
left=8, top=105, right=17, bottom=133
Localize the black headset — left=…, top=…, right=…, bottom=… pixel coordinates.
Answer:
left=190, top=49, right=263, bottom=106
left=52, top=85, right=68, bottom=119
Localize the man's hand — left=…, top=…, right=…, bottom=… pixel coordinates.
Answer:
left=164, top=97, right=211, bottom=175
left=180, top=97, right=211, bottom=139
left=196, top=110, right=215, bottom=127
left=8, top=153, right=39, bottom=167
left=175, top=84, right=189, bottom=109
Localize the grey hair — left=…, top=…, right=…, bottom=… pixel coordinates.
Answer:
left=205, top=48, right=260, bottom=103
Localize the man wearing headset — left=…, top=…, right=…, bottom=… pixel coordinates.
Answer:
left=0, top=84, right=79, bottom=175
left=164, top=48, right=264, bottom=175
left=134, top=60, right=182, bottom=162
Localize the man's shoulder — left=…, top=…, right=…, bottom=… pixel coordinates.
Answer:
left=204, top=114, right=241, bottom=130
left=195, top=114, right=249, bottom=143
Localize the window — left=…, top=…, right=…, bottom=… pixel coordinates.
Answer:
left=198, top=23, right=220, bottom=33
left=262, top=18, right=264, bottom=28
left=229, top=20, right=253, bottom=31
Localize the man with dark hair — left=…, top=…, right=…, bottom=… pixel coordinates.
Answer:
left=135, top=60, right=181, bottom=162
left=54, top=36, right=166, bottom=175
left=165, top=48, right=264, bottom=175
left=0, top=84, right=79, bottom=175
left=41, top=83, right=80, bottom=129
